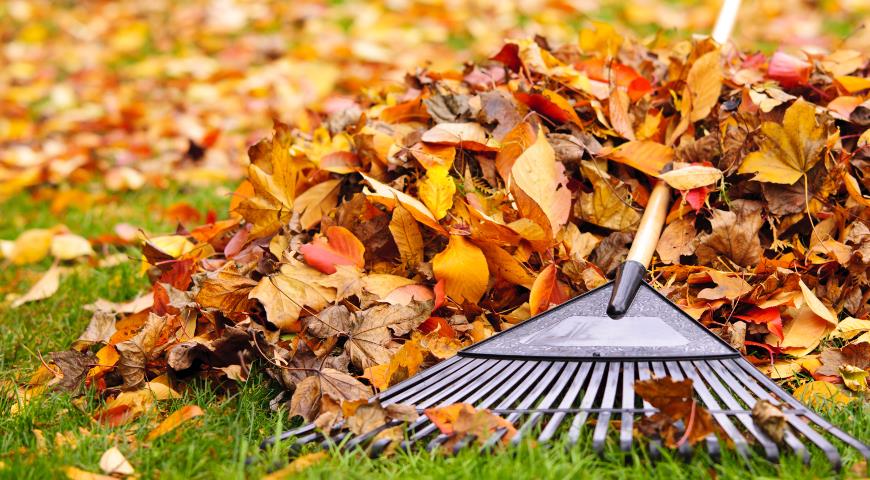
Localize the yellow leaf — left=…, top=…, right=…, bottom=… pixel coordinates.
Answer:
left=835, top=75, right=870, bottom=94
left=262, top=452, right=328, bottom=480
left=579, top=21, right=623, bottom=57
left=361, top=173, right=445, bottom=233
left=51, top=233, right=93, bottom=260
left=433, top=236, right=489, bottom=304
left=687, top=49, right=723, bottom=122
left=798, top=280, right=838, bottom=326
left=738, top=99, right=828, bottom=185
left=293, top=179, right=341, bottom=230
left=510, top=127, right=570, bottom=230
left=388, top=206, right=423, bottom=269
left=659, top=165, right=723, bottom=191
left=146, top=405, right=204, bottom=440
left=417, top=166, right=456, bottom=220
left=64, top=466, right=116, bottom=480
left=576, top=161, right=641, bottom=231
left=606, top=141, right=673, bottom=177
left=792, top=381, right=854, bottom=409
left=769, top=306, right=834, bottom=357
left=831, top=317, right=870, bottom=341
left=12, top=266, right=60, bottom=308
left=759, top=361, right=802, bottom=379
left=839, top=365, right=868, bottom=392
left=9, top=228, right=53, bottom=265
left=249, top=262, right=335, bottom=331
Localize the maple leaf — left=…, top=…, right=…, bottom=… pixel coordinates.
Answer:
left=575, top=160, right=641, bottom=231
left=738, top=98, right=830, bottom=185
left=232, top=122, right=313, bottom=238
left=655, top=217, right=697, bottom=264
left=695, top=203, right=764, bottom=268
left=249, top=261, right=336, bottom=331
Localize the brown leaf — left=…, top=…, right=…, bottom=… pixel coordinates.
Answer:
left=389, top=205, right=424, bottom=270
left=816, top=343, right=870, bottom=376
left=695, top=205, right=763, bottom=268
left=634, top=377, right=715, bottom=448
left=249, top=261, right=336, bottom=331
left=697, top=270, right=752, bottom=301
left=50, top=350, right=94, bottom=393
left=751, top=399, right=786, bottom=444
left=195, top=267, right=257, bottom=313
left=656, top=218, right=697, bottom=264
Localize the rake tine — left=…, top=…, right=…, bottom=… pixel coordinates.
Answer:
left=452, top=434, right=477, bottom=454
left=728, top=360, right=848, bottom=469
left=384, top=357, right=489, bottom=405
left=636, top=361, right=664, bottom=460
left=538, top=362, right=592, bottom=443
left=484, top=361, right=566, bottom=447
left=673, top=362, right=751, bottom=459
left=619, top=362, right=636, bottom=452
left=691, top=361, right=780, bottom=462
left=663, top=362, right=694, bottom=459
left=707, top=360, right=809, bottom=463
left=651, top=362, right=667, bottom=378
left=341, top=420, right=404, bottom=453
left=377, top=355, right=464, bottom=401
left=259, top=423, right=317, bottom=450
left=410, top=358, right=511, bottom=409
left=405, top=360, right=538, bottom=444
left=512, top=361, right=579, bottom=445
left=738, top=359, right=870, bottom=462
left=592, top=362, right=621, bottom=454
left=568, top=362, right=607, bottom=445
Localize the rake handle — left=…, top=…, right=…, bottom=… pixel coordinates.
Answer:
left=607, top=0, right=741, bottom=318
left=606, top=181, right=669, bottom=317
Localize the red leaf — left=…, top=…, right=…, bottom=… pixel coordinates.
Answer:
left=433, top=278, right=446, bottom=309
left=418, top=316, right=455, bottom=338
left=767, top=52, right=811, bottom=88
left=299, top=226, right=365, bottom=274
left=683, top=186, right=709, bottom=212
left=736, top=307, right=784, bottom=341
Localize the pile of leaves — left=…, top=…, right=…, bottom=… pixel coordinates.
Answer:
left=13, top=25, right=870, bottom=447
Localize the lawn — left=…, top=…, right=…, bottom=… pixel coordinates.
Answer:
left=1, top=187, right=868, bottom=479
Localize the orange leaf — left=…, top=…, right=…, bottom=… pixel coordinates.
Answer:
left=299, top=226, right=365, bottom=274
left=529, top=264, right=564, bottom=316
left=146, top=405, right=204, bottom=440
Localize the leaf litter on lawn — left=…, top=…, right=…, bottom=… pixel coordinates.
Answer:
left=6, top=3, right=870, bottom=467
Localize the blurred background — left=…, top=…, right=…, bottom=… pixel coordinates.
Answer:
left=2, top=0, right=868, bottom=194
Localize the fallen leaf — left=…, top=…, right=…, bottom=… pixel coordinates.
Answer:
left=51, top=233, right=93, bottom=260
left=659, top=165, right=723, bottom=191
left=751, top=399, right=786, bottom=444
left=687, top=49, right=723, bottom=122
left=261, top=452, right=328, bottom=480
left=736, top=307, right=784, bottom=341
left=432, top=236, right=489, bottom=304
left=389, top=205, right=424, bottom=270
left=64, top=467, right=116, bottom=480
left=695, top=206, right=763, bottom=268
left=634, top=377, right=715, bottom=448
left=146, top=405, right=205, bottom=440
left=697, top=270, right=751, bottom=301
left=9, top=228, right=54, bottom=265
left=738, top=98, right=829, bottom=185
left=606, top=141, right=673, bottom=177
left=250, top=262, right=335, bottom=331
left=299, top=226, right=365, bottom=274
left=656, top=217, right=696, bottom=264
left=12, top=265, right=61, bottom=308
left=792, top=381, right=854, bottom=409
left=99, top=447, right=134, bottom=476
left=417, top=166, right=456, bottom=221
left=576, top=161, right=641, bottom=231
left=510, top=126, right=571, bottom=231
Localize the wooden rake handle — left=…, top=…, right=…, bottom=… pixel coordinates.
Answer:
left=606, top=0, right=741, bottom=317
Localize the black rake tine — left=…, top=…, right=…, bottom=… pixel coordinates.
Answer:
left=481, top=361, right=565, bottom=448
left=409, top=358, right=510, bottom=409
left=592, top=362, right=621, bottom=453
left=636, top=361, right=664, bottom=459
left=728, top=359, right=850, bottom=469
left=737, top=359, right=870, bottom=462
left=512, top=361, right=579, bottom=445
left=377, top=355, right=464, bottom=402
left=673, top=361, right=751, bottom=459
left=260, top=423, right=317, bottom=450
left=691, top=361, right=780, bottom=462
left=383, top=357, right=488, bottom=405
left=707, top=360, right=808, bottom=463
left=568, top=362, right=607, bottom=445
left=538, top=362, right=592, bottom=443
left=405, top=360, right=538, bottom=443
left=619, top=362, right=636, bottom=452
left=663, top=362, right=694, bottom=459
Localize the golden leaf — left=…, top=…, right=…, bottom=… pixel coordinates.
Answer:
left=792, top=381, right=854, bottom=409
left=389, top=205, right=424, bottom=269
left=738, top=99, right=828, bottom=185
left=687, top=49, right=723, bottom=122
left=432, top=236, right=489, bottom=303
left=510, top=127, right=571, bottom=230
left=606, top=141, right=673, bottom=177
left=576, top=161, right=641, bottom=231
left=659, top=165, right=723, bottom=191
left=417, top=166, right=456, bottom=220
left=249, top=262, right=336, bottom=331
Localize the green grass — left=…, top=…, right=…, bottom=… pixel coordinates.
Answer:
left=1, top=185, right=868, bottom=478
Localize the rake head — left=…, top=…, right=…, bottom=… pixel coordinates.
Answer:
left=262, top=282, right=870, bottom=470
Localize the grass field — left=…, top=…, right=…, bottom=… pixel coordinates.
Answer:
left=1, top=186, right=868, bottom=478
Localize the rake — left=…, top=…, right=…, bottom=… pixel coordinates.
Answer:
left=260, top=0, right=870, bottom=470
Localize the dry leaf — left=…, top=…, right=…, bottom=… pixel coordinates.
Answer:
left=389, top=205, right=424, bottom=269
left=433, top=236, right=489, bottom=304
left=99, top=447, right=134, bottom=476
left=146, top=405, right=205, bottom=440
left=12, top=265, right=61, bottom=308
